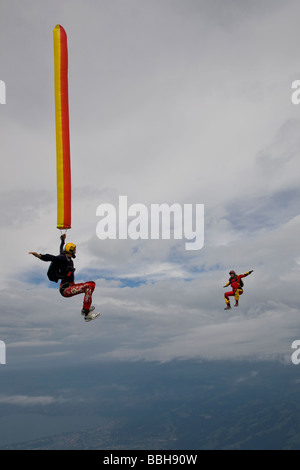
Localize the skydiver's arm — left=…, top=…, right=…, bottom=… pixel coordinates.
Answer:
left=240, top=270, right=253, bottom=278
left=28, top=252, right=57, bottom=262
left=60, top=234, right=66, bottom=255
left=223, top=282, right=230, bottom=287
left=40, top=254, right=58, bottom=262
left=28, top=252, right=42, bottom=259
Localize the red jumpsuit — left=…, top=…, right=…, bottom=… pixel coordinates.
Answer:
left=224, top=271, right=252, bottom=307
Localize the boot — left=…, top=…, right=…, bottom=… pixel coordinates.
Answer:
left=84, top=311, right=100, bottom=322
left=81, top=306, right=95, bottom=316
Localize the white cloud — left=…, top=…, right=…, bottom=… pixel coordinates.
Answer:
left=0, top=395, right=65, bottom=406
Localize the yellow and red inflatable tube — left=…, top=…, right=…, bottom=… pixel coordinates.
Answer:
left=53, top=25, right=71, bottom=230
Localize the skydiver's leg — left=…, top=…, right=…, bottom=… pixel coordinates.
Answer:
left=60, top=281, right=96, bottom=312
left=224, top=291, right=234, bottom=309
left=82, top=281, right=96, bottom=312
left=234, top=288, right=243, bottom=306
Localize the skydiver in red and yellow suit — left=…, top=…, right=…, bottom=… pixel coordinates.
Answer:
left=223, top=270, right=253, bottom=310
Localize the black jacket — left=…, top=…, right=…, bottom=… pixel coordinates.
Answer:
left=40, top=237, right=75, bottom=284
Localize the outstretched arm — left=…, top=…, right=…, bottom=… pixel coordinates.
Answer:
left=28, top=251, right=57, bottom=262
left=241, top=270, right=253, bottom=278
left=29, top=252, right=42, bottom=259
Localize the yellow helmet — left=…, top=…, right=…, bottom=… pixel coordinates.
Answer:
left=65, top=242, right=76, bottom=255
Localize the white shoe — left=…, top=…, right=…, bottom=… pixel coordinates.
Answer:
left=84, top=311, right=100, bottom=322
left=81, top=306, right=95, bottom=316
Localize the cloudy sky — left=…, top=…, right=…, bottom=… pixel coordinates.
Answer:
left=1, top=0, right=300, bottom=369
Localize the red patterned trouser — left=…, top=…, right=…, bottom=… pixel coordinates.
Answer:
left=60, top=281, right=95, bottom=311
